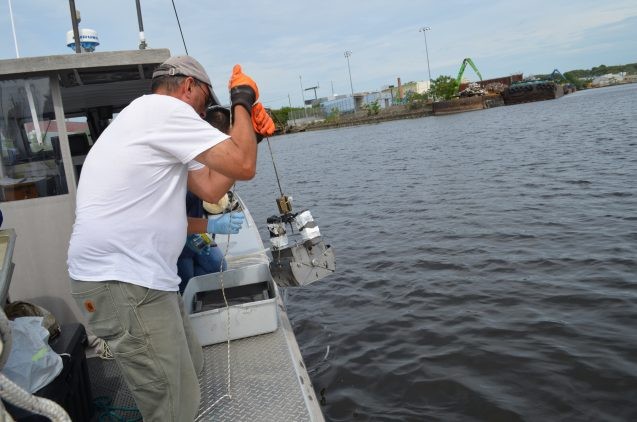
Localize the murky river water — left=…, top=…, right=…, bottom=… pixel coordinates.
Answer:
left=237, top=84, right=637, bottom=421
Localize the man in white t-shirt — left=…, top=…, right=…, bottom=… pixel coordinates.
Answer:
left=67, top=55, right=274, bottom=421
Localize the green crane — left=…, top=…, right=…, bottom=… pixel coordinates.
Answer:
left=455, top=58, right=483, bottom=94
left=549, top=68, right=567, bottom=82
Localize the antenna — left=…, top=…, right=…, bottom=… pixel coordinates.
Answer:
left=68, top=0, right=81, bottom=53
left=66, top=3, right=100, bottom=52
left=7, top=0, right=19, bottom=57
left=135, top=0, right=148, bottom=49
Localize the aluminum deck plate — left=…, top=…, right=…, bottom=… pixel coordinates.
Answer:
left=87, top=306, right=322, bottom=421
left=87, top=203, right=323, bottom=420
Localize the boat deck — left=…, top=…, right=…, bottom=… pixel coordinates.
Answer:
left=87, top=299, right=322, bottom=421
left=85, top=199, right=323, bottom=420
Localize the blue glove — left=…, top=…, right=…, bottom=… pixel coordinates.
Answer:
left=207, top=212, right=245, bottom=234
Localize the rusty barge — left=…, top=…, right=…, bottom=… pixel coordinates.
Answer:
left=432, top=74, right=576, bottom=115
left=432, top=95, right=504, bottom=115
left=502, top=81, right=566, bottom=105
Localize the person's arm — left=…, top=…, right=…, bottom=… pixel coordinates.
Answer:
left=194, top=65, right=260, bottom=181
left=193, top=106, right=257, bottom=181
left=187, top=167, right=234, bottom=205
left=187, top=217, right=208, bottom=235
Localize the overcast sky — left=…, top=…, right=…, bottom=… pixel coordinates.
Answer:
left=2, top=0, right=636, bottom=108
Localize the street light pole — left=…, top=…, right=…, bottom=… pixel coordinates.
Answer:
left=419, top=26, right=432, bottom=93
left=344, top=50, right=355, bottom=112
left=288, top=94, right=296, bottom=126
left=299, top=75, right=308, bottom=118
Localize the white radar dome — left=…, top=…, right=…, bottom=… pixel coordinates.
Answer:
left=66, top=28, right=100, bottom=52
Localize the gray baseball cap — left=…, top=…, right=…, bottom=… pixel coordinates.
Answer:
left=152, top=55, right=220, bottom=105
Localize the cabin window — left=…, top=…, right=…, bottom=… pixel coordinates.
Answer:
left=0, top=77, right=69, bottom=202
left=62, top=116, right=94, bottom=181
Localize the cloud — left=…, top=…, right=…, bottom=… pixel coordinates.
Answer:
left=1, top=0, right=636, bottom=107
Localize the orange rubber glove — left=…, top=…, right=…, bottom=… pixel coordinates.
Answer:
left=228, top=64, right=259, bottom=113
left=252, top=103, right=275, bottom=139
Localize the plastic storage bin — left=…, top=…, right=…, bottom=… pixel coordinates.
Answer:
left=183, top=263, right=278, bottom=346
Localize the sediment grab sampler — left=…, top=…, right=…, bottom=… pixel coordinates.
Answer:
left=264, top=140, right=335, bottom=287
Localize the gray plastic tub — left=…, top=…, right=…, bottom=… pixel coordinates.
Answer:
left=182, top=263, right=278, bottom=346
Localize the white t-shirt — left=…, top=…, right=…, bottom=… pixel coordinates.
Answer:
left=68, top=94, right=229, bottom=291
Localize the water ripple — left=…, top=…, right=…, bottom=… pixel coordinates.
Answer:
left=239, top=84, right=637, bottom=421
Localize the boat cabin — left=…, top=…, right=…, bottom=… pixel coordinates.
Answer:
left=0, top=48, right=329, bottom=421
left=0, top=49, right=170, bottom=324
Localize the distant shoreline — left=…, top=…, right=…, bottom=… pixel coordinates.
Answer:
left=284, top=106, right=433, bottom=133
left=277, top=81, right=637, bottom=135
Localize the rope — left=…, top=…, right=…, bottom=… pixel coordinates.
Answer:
left=93, top=396, right=142, bottom=422
left=170, top=0, right=189, bottom=55
left=196, top=136, right=283, bottom=417
left=0, top=373, right=71, bottom=422
left=97, top=338, right=114, bottom=360
left=195, top=184, right=237, bottom=420
left=264, top=135, right=288, bottom=266
left=265, top=137, right=284, bottom=197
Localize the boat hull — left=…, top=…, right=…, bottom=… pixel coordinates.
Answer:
left=432, top=95, right=504, bottom=115
left=502, top=82, right=564, bottom=105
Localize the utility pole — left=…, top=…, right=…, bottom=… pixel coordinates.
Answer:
left=299, top=75, right=308, bottom=118
left=288, top=94, right=296, bottom=126
left=419, top=26, right=432, bottom=95
left=344, top=50, right=355, bottom=112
